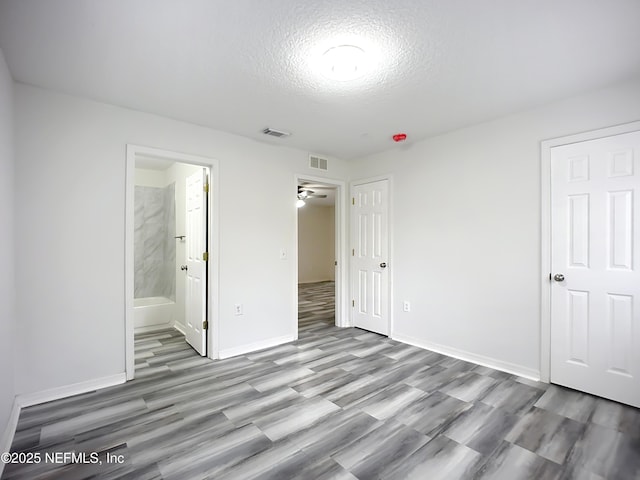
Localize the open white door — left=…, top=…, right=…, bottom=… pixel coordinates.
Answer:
left=351, top=179, right=390, bottom=335
left=185, top=168, right=208, bottom=356
left=550, top=130, right=640, bottom=407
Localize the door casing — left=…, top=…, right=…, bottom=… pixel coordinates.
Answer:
left=294, top=174, right=348, bottom=330
left=125, top=144, right=219, bottom=380
left=540, top=120, right=640, bottom=383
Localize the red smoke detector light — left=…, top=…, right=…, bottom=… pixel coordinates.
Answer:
left=392, top=133, right=407, bottom=142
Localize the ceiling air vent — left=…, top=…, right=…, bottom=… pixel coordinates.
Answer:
left=262, top=127, right=290, bottom=138
left=309, top=155, right=328, bottom=171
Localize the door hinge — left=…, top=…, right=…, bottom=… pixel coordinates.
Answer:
left=334, top=260, right=338, bottom=266
left=352, top=197, right=355, bottom=205
left=203, top=320, right=208, bottom=330
left=352, top=249, right=355, bottom=256
left=203, top=252, right=209, bottom=261
left=204, top=183, right=209, bottom=193
left=352, top=299, right=355, bottom=307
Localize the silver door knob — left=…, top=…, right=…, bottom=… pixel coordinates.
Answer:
left=380, top=262, right=387, bottom=268
left=553, top=273, right=565, bottom=282
left=181, top=265, right=188, bottom=271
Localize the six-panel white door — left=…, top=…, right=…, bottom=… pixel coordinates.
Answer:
left=185, top=169, right=208, bottom=356
left=351, top=179, right=390, bottom=335
left=550, top=131, right=640, bottom=407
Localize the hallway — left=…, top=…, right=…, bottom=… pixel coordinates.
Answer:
left=298, top=281, right=335, bottom=330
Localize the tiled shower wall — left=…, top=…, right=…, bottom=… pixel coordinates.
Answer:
left=134, top=184, right=176, bottom=300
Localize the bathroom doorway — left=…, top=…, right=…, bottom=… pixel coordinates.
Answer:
left=125, top=145, right=219, bottom=380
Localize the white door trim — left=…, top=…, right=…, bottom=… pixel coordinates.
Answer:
left=125, top=144, right=220, bottom=380
left=349, top=174, right=393, bottom=335
left=540, top=120, right=640, bottom=383
left=294, top=174, right=348, bottom=329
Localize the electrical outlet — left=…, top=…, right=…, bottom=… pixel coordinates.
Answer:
left=403, top=301, right=411, bottom=312
left=234, top=304, right=243, bottom=316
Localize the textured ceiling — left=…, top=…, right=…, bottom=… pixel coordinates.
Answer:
left=1, top=0, right=639, bottom=159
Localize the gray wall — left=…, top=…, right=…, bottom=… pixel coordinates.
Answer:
left=134, top=184, right=176, bottom=300
left=13, top=82, right=347, bottom=396
left=0, top=48, right=15, bottom=453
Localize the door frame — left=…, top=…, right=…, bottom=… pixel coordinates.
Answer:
left=294, top=174, right=348, bottom=329
left=125, top=144, right=220, bottom=380
left=349, top=175, right=393, bottom=334
left=540, top=120, right=640, bottom=383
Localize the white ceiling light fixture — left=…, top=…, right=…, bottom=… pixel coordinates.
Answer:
left=296, top=198, right=306, bottom=208
left=321, top=44, right=367, bottom=81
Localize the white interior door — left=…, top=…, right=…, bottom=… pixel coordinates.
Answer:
left=550, top=130, right=640, bottom=407
left=185, top=168, right=208, bottom=356
left=351, top=179, right=390, bottom=335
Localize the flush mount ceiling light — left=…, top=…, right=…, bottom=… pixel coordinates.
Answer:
left=320, top=45, right=367, bottom=81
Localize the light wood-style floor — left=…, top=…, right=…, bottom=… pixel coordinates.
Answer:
left=3, top=281, right=639, bottom=479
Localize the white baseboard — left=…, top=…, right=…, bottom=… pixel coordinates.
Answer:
left=1, top=373, right=126, bottom=477
left=392, top=333, right=540, bottom=381
left=16, top=373, right=127, bottom=409
left=134, top=322, right=173, bottom=335
left=173, top=322, right=186, bottom=336
left=0, top=398, right=21, bottom=476
left=218, top=334, right=296, bottom=359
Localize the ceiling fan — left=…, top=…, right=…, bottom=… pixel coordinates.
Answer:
left=297, top=185, right=327, bottom=200
left=297, top=184, right=329, bottom=208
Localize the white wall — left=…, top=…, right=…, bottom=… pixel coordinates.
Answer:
left=349, top=79, right=640, bottom=377
left=134, top=167, right=166, bottom=187
left=0, top=48, right=16, bottom=450
left=12, top=74, right=640, bottom=398
left=14, top=83, right=349, bottom=395
left=298, top=205, right=335, bottom=283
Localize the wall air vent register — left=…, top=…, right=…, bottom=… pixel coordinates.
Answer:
left=309, top=155, right=328, bottom=171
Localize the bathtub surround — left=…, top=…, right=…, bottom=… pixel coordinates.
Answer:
left=134, top=184, right=176, bottom=300
left=134, top=296, right=176, bottom=331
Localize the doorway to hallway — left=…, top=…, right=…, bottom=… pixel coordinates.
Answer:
left=295, top=175, right=347, bottom=332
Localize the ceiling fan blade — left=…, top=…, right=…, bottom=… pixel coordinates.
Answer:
left=300, top=183, right=334, bottom=190
left=308, top=194, right=327, bottom=198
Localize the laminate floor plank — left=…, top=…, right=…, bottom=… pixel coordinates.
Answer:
left=3, top=281, right=639, bottom=479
